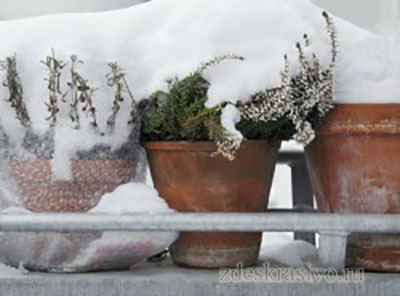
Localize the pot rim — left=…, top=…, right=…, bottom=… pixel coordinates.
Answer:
left=143, top=140, right=280, bottom=152
left=316, top=103, right=400, bottom=136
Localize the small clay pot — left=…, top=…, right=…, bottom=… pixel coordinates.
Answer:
left=9, top=159, right=135, bottom=212
left=144, top=140, right=280, bottom=269
left=305, top=104, right=400, bottom=272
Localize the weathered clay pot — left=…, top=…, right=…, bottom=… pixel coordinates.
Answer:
left=305, top=104, right=400, bottom=272
left=144, top=140, right=280, bottom=269
left=9, top=159, right=135, bottom=212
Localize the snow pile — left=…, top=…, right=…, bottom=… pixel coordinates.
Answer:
left=334, top=30, right=400, bottom=103
left=260, top=239, right=318, bottom=268
left=0, top=0, right=398, bottom=178
left=0, top=183, right=178, bottom=273
left=91, top=182, right=170, bottom=214
left=0, top=263, right=26, bottom=277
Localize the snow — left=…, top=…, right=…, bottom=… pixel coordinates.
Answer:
left=90, top=182, right=173, bottom=214
left=0, top=0, right=398, bottom=177
left=0, top=183, right=178, bottom=272
left=260, top=240, right=318, bottom=267
left=220, top=104, right=243, bottom=143
left=0, top=262, right=26, bottom=277
left=0, top=0, right=398, bottom=274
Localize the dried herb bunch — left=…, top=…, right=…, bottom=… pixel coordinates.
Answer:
left=0, top=55, right=30, bottom=126
left=0, top=49, right=140, bottom=132
left=106, top=62, right=138, bottom=131
left=140, top=12, right=338, bottom=160
left=41, top=49, right=67, bottom=125
left=67, top=54, right=98, bottom=130
left=0, top=50, right=141, bottom=160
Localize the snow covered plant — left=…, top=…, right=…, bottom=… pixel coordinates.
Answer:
left=0, top=50, right=139, bottom=158
left=140, top=11, right=338, bottom=160
left=139, top=54, right=244, bottom=144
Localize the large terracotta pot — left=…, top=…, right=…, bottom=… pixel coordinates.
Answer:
left=8, top=158, right=136, bottom=212
left=305, top=104, right=400, bottom=272
left=144, top=140, right=280, bottom=269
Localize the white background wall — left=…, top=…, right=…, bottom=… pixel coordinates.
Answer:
left=0, top=0, right=147, bottom=20
left=312, top=0, right=386, bottom=29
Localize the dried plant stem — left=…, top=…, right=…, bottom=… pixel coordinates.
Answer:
left=106, top=62, right=138, bottom=131
left=196, top=53, right=245, bottom=74
left=41, top=49, right=66, bottom=125
left=67, top=55, right=98, bottom=129
left=0, top=55, right=30, bottom=126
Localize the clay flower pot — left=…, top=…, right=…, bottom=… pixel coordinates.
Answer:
left=9, top=158, right=136, bottom=212
left=144, top=140, right=280, bottom=269
left=305, top=104, right=400, bottom=272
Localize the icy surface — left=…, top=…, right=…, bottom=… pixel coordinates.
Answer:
left=0, top=183, right=178, bottom=273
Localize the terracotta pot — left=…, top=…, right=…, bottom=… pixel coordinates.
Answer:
left=9, top=158, right=136, bottom=212
left=305, top=103, right=400, bottom=272
left=144, top=140, right=280, bottom=269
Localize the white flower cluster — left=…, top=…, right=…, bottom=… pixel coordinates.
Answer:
left=218, top=11, right=337, bottom=160
left=214, top=135, right=243, bottom=161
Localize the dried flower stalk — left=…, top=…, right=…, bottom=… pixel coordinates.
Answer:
left=41, top=49, right=67, bottom=125
left=67, top=54, right=98, bottom=129
left=106, top=62, right=138, bottom=131
left=0, top=55, right=30, bottom=126
left=196, top=53, right=245, bottom=74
